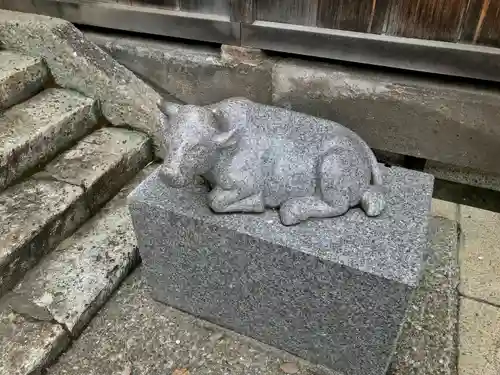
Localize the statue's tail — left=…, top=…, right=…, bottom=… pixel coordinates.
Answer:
left=359, top=141, right=386, bottom=217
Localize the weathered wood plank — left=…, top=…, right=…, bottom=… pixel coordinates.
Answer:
left=179, top=0, right=229, bottom=15
left=382, top=0, right=469, bottom=41
left=459, top=0, right=483, bottom=42
left=462, top=0, right=500, bottom=46
left=255, top=0, right=319, bottom=26
left=317, top=0, right=389, bottom=32
left=477, top=0, right=500, bottom=46
left=229, top=0, right=255, bottom=23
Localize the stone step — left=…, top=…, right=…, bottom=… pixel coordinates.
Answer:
left=0, top=50, right=48, bottom=110
left=0, top=128, right=152, bottom=299
left=37, top=127, right=153, bottom=213
left=0, top=179, right=88, bottom=300
left=0, top=88, right=98, bottom=192
left=0, top=165, right=158, bottom=375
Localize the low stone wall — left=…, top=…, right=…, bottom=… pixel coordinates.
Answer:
left=88, top=31, right=500, bottom=189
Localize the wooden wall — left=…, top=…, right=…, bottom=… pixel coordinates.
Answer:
left=85, top=0, right=500, bottom=47
left=254, top=0, right=500, bottom=46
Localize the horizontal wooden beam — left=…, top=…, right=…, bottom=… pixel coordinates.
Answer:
left=242, top=20, right=500, bottom=82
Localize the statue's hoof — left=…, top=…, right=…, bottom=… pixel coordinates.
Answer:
left=361, top=187, right=386, bottom=217
left=279, top=209, right=302, bottom=226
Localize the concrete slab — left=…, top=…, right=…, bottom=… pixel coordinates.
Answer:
left=426, top=160, right=500, bottom=192
left=7, top=165, right=157, bottom=336
left=459, top=205, right=500, bottom=306
left=40, top=127, right=152, bottom=212
left=459, top=298, right=500, bottom=375
left=272, top=59, right=500, bottom=175
left=432, top=198, right=459, bottom=222
left=89, top=32, right=273, bottom=107
left=390, top=216, right=459, bottom=375
left=85, top=27, right=500, bottom=179
left=0, top=50, right=48, bottom=110
left=46, top=268, right=337, bottom=375
left=0, top=178, right=88, bottom=298
left=0, top=88, right=98, bottom=191
left=0, top=307, right=69, bottom=375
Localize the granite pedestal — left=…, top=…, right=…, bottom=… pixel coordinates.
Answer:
left=128, top=166, right=434, bottom=375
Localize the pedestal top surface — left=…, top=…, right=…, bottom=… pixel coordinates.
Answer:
left=129, top=166, right=433, bottom=286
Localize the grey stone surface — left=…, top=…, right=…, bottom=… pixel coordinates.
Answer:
left=0, top=178, right=88, bottom=299
left=0, top=10, right=165, bottom=152
left=128, top=166, right=434, bottom=375
left=426, top=160, right=500, bottom=192
left=47, top=268, right=338, bottom=375
left=0, top=307, right=70, bottom=375
left=7, top=165, right=157, bottom=336
left=39, top=127, right=152, bottom=212
left=389, top=216, right=459, bottom=375
left=0, top=50, right=48, bottom=110
left=158, top=98, right=387, bottom=225
left=0, top=88, right=98, bottom=191
left=272, top=59, right=500, bottom=175
left=88, top=32, right=273, bottom=106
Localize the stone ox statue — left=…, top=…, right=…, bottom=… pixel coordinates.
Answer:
left=157, top=97, right=386, bottom=226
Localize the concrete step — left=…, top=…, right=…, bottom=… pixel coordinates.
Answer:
left=0, top=165, right=157, bottom=375
left=0, top=88, right=98, bottom=191
left=0, top=51, right=48, bottom=110
left=0, top=128, right=152, bottom=299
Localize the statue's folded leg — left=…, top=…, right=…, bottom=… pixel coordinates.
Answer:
left=279, top=194, right=350, bottom=226
left=208, top=186, right=264, bottom=213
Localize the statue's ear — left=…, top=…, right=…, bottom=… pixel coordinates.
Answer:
left=213, top=129, right=238, bottom=148
left=157, top=99, right=181, bottom=118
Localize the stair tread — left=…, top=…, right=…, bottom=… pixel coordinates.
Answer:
left=0, top=88, right=98, bottom=191
left=44, top=128, right=152, bottom=195
left=0, top=51, right=48, bottom=110
left=0, top=88, right=94, bottom=148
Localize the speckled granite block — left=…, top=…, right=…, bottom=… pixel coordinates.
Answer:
left=128, top=166, right=434, bottom=375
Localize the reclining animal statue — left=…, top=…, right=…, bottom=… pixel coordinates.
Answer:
left=157, top=97, right=386, bottom=226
